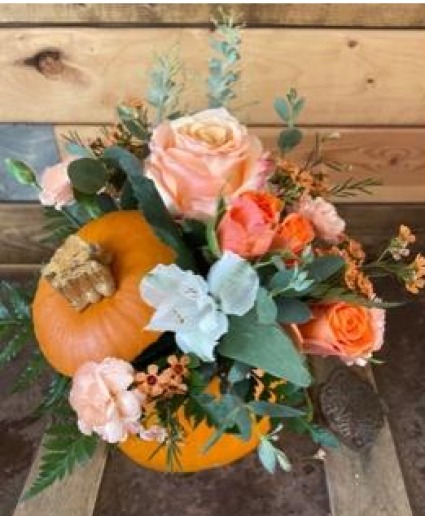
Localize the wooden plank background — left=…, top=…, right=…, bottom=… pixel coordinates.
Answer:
left=1, top=4, right=425, bottom=28
left=1, top=28, right=425, bottom=125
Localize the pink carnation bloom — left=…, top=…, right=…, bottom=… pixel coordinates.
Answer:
left=39, top=158, right=75, bottom=209
left=296, top=195, right=346, bottom=244
left=69, top=358, right=142, bottom=444
left=146, top=108, right=269, bottom=220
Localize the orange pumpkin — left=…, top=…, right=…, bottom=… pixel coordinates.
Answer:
left=119, top=378, right=270, bottom=472
left=32, top=210, right=175, bottom=376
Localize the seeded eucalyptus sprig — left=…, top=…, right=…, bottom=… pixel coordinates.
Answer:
left=147, top=47, right=184, bottom=124
left=208, top=8, right=243, bottom=109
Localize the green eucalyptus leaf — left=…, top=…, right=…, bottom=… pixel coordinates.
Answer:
left=276, top=298, right=312, bottom=324
left=218, top=310, right=311, bottom=387
left=228, top=362, right=251, bottom=384
left=273, top=97, right=290, bottom=122
left=307, top=255, right=345, bottom=282
left=276, top=449, right=292, bottom=472
left=258, top=439, right=277, bottom=474
left=68, top=158, right=108, bottom=194
left=278, top=128, right=303, bottom=152
left=248, top=400, right=304, bottom=418
left=4, top=159, right=37, bottom=186
left=269, top=269, right=294, bottom=292
left=255, top=288, right=278, bottom=324
left=292, top=97, right=306, bottom=121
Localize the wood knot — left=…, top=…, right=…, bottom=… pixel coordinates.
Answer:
left=347, top=40, right=358, bottom=48
left=24, top=49, right=64, bottom=79
left=42, top=235, right=116, bottom=311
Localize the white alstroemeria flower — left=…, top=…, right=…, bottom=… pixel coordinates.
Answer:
left=140, top=264, right=227, bottom=361
left=208, top=251, right=260, bottom=316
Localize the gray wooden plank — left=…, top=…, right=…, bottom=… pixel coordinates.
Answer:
left=0, top=124, right=59, bottom=201
left=13, top=440, right=107, bottom=516
left=312, top=358, right=412, bottom=516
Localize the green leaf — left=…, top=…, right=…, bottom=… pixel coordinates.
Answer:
left=35, top=374, right=71, bottom=416
left=102, top=146, right=195, bottom=270
left=228, top=362, right=251, bottom=383
left=278, top=128, right=303, bottom=152
left=309, top=425, right=339, bottom=448
left=68, top=158, right=108, bottom=194
left=258, top=439, right=277, bottom=473
left=12, top=351, right=47, bottom=393
left=276, top=449, right=292, bottom=472
left=22, top=422, right=99, bottom=500
left=307, top=255, right=345, bottom=282
left=292, top=97, right=305, bottom=121
left=276, top=298, right=312, bottom=324
left=274, top=97, right=290, bottom=122
left=255, top=288, right=278, bottom=324
left=269, top=269, right=294, bottom=292
left=248, top=400, right=304, bottom=418
left=4, top=158, right=37, bottom=186
left=218, top=310, right=311, bottom=387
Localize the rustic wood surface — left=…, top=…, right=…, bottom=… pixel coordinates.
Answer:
left=1, top=4, right=425, bottom=28
left=1, top=28, right=425, bottom=125
left=13, top=441, right=107, bottom=516
left=56, top=125, right=425, bottom=203
left=0, top=124, right=59, bottom=201
left=2, top=203, right=424, bottom=265
left=312, top=358, right=412, bottom=516
left=0, top=204, right=54, bottom=265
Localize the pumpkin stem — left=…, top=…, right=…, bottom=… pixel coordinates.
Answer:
left=42, top=234, right=116, bottom=311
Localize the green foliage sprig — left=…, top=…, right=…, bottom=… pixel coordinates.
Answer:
left=23, top=417, right=99, bottom=500
left=329, top=177, right=382, bottom=198
left=274, top=88, right=305, bottom=152
left=0, top=281, right=34, bottom=367
left=208, top=9, right=242, bottom=109
left=147, top=47, right=184, bottom=124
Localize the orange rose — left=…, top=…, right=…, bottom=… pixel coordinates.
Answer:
left=217, top=191, right=282, bottom=258
left=271, top=213, right=314, bottom=254
left=297, top=302, right=385, bottom=365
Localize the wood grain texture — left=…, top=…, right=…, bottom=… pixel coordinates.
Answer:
left=55, top=125, right=425, bottom=203
left=0, top=204, right=54, bottom=264
left=2, top=203, right=424, bottom=265
left=1, top=28, right=425, bottom=125
left=312, top=358, right=412, bottom=516
left=13, top=441, right=107, bottom=516
left=0, top=124, right=59, bottom=201
left=1, top=4, right=425, bottom=27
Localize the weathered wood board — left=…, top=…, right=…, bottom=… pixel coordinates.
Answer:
left=1, top=28, right=425, bottom=124
left=13, top=441, right=107, bottom=516
left=1, top=4, right=425, bottom=28
left=0, top=124, right=59, bottom=201
left=312, top=358, right=412, bottom=516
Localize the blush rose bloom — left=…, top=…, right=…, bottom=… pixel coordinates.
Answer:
left=297, top=302, right=385, bottom=365
left=217, top=191, right=282, bottom=258
left=296, top=195, right=345, bottom=244
left=69, top=358, right=142, bottom=443
left=272, top=213, right=315, bottom=254
left=146, top=108, right=268, bottom=219
left=39, top=158, right=75, bottom=209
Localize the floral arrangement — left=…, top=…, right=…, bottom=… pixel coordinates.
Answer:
left=2, top=13, right=424, bottom=499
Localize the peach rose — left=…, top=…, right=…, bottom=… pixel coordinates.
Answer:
left=297, top=302, right=385, bottom=365
left=296, top=195, right=345, bottom=244
left=217, top=191, right=282, bottom=258
left=69, top=358, right=142, bottom=443
left=146, top=108, right=268, bottom=219
left=272, top=213, right=315, bottom=254
left=39, top=158, right=75, bottom=209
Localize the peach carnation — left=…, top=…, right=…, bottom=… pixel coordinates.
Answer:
left=69, top=358, right=142, bottom=443
left=146, top=108, right=268, bottom=219
left=39, top=158, right=75, bottom=209
left=296, top=195, right=345, bottom=244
